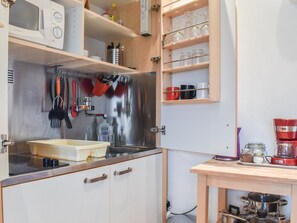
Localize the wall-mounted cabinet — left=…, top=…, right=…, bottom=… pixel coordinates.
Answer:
left=160, top=0, right=237, bottom=157
left=8, top=0, right=138, bottom=75
left=161, top=0, right=220, bottom=104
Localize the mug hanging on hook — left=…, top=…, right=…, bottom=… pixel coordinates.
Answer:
left=115, top=76, right=129, bottom=97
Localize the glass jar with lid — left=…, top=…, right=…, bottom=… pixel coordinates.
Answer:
left=240, top=147, right=254, bottom=163
left=241, top=143, right=266, bottom=163
left=253, top=147, right=265, bottom=164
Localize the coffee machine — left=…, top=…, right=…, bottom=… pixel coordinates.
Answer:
left=271, top=119, right=297, bottom=166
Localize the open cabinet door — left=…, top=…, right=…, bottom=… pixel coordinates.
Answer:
left=0, top=3, right=10, bottom=181
left=160, top=0, right=237, bottom=157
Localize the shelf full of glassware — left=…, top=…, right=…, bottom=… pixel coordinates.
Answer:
left=161, top=0, right=221, bottom=104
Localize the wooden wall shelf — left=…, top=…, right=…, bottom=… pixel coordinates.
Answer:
left=8, top=37, right=136, bottom=74
left=163, top=0, right=208, bottom=17
left=84, top=9, right=138, bottom=41
left=163, top=35, right=209, bottom=50
left=163, top=62, right=209, bottom=74
left=88, top=0, right=135, bottom=10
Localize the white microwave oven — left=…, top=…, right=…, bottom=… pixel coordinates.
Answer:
left=9, top=0, right=65, bottom=49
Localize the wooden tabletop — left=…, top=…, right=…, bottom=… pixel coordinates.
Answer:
left=190, top=159, right=297, bottom=184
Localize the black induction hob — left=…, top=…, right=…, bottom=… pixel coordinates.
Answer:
left=9, top=154, right=69, bottom=176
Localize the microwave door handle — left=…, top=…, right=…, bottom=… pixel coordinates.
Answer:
left=40, top=10, right=44, bottom=30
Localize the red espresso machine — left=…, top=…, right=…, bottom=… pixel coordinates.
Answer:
left=272, top=119, right=297, bottom=166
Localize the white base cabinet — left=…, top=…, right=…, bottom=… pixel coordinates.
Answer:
left=2, top=154, right=162, bottom=223
left=3, top=165, right=110, bottom=223
left=110, top=154, right=162, bottom=223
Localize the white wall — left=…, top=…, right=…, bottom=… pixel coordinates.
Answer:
left=167, top=0, right=297, bottom=221
left=235, top=0, right=297, bottom=218
left=237, top=0, right=297, bottom=155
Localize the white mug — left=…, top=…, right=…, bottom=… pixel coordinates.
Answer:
left=196, top=82, right=209, bottom=98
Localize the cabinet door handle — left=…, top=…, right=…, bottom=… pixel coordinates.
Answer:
left=84, top=174, right=107, bottom=184
left=114, top=167, right=132, bottom=176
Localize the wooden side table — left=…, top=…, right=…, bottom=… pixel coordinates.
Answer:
left=190, top=159, right=297, bottom=222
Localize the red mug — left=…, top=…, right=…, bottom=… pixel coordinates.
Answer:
left=92, top=79, right=111, bottom=97
left=115, top=76, right=128, bottom=97
left=166, top=87, right=180, bottom=100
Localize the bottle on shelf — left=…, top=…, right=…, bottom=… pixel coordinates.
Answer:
left=108, top=3, right=122, bottom=24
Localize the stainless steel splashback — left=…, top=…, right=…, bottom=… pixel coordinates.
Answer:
left=8, top=60, right=156, bottom=151
left=105, top=72, right=156, bottom=147
left=64, top=72, right=157, bottom=148
left=8, top=61, right=60, bottom=153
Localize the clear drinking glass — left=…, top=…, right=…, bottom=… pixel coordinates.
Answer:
left=200, top=23, right=209, bottom=35
left=192, top=49, right=204, bottom=64
left=172, top=17, right=184, bottom=44
left=184, top=11, right=194, bottom=40
left=179, top=52, right=185, bottom=66
left=200, top=10, right=209, bottom=35
left=201, top=11, right=209, bottom=22
left=164, top=32, right=173, bottom=45
left=192, top=49, right=198, bottom=64
left=185, top=51, right=192, bottom=66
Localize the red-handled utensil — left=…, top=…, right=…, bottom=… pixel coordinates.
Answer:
left=71, top=79, right=78, bottom=118
left=64, top=78, right=72, bottom=128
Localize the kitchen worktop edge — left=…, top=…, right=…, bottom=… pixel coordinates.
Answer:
left=2, top=148, right=163, bottom=187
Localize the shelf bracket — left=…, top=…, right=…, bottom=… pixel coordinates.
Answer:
left=151, top=4, right=161, bottom=12
left=151, top=56, right=161, bottom=63
left=1, top=0, right=15, bottom=8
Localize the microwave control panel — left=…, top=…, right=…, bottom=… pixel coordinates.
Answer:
left=48, top=1, right=64, bottom=49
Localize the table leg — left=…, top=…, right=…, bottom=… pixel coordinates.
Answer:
left=291, top=184, right=297, bottom=220
left=217, top=188, right=227, bottom=220
left=197, top=174, right=209, bottom=223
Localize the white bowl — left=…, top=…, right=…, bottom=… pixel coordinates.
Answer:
left=90, top=56, right=102, bottom=61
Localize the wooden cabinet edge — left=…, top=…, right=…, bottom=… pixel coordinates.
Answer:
left=162, top=35, right=209, bottom=50
left=208, top=0, right=221, bottom=103
left=162, top=98, right=218, bottom=104
left=0, top=22, right=4, bottom=28
left=163, top=62, right=209, bottom=74
left=162, top=0, right=208, bottom=17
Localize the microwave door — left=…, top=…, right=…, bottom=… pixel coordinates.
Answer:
left=9, top=0, right=46, bottom=45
